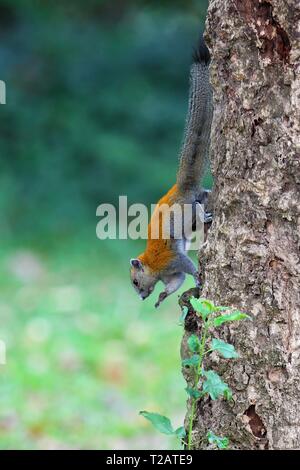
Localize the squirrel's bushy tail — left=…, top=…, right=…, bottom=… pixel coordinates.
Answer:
left=176, top=36, right=213, bottom=193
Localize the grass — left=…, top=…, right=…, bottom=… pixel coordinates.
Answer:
left=0, top=234, right=194, bottom=449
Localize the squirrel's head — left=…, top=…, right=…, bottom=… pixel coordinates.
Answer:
left=130, top=258, right=158, bottom=300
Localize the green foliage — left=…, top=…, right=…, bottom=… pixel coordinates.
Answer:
left=0, top=237, right=193, bottom=450
left=185, top=387, right=202, bottom=399
left=187, top=334, right=201, bottom=353
left=141, top=296, right=250, bottom=450
left=202, top=370, right=231, bottom=401
left=182, top=354, right=200, bottom=368
left=139, top=411, right=174, bottom=435
left=211, top=339, right=239, bottom=359
left=214, top=311, right=251, bottom=327
left=139, top=411, right=186, bottom=440
left=207, top=431, right=229, bottom=450
left=174, top=426, right=186, bottom=439
left=190, top=297, right=214, bottom=320
left=183, top=297, right=249, bottom=449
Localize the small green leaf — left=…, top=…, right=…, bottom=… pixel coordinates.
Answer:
left=187, top=334, right=201, bottom=353
left=207, top=431, right=229, bottom=450
left=202, top=370, right=232, bottom=401
left=139, top=411, right=174, bottom=435
left=175, top=426, right=186, bottom=439
left=179, top=306, right=188, bottom=325
left=215, top=306, right=230, bottom=312
left=185, top=387, right=202, bottom=399
left=190, top=297, right=215, bottom=319
left=214, top=311, right=250, bottom=327
left=182, top=354, right=200, bottom=368
left=211, top=339, right=239, bottom=359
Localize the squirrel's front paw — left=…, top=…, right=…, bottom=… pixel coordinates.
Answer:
left=155, top=292, right=168, bottom=308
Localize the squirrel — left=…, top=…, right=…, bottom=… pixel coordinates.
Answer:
left=130, top=36, right=213, bottom=308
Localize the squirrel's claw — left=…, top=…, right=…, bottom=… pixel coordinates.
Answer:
left=155, top=291, right=168, bottom=308
left=204, top=211, right=213, bottom=224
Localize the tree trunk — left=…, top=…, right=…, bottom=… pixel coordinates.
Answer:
left=181, top=0, right=300, bottom=450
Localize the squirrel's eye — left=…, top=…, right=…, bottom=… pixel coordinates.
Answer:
left=133, top=280, right=138, bottom=287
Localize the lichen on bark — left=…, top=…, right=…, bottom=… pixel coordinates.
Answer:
left=181, top=0, right=300, bottom=450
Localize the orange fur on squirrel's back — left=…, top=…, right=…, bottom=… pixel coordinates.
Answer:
left=138, top=184, right=179, bottom=272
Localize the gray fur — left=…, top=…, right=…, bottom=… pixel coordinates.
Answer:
left=176, top=61, right=213, bottom=193
left=130, top=236, right=200, bottom=308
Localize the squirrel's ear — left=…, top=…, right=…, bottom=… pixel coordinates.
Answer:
left=130, top=258, right=143, bottom=270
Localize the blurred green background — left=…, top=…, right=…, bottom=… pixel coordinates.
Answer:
left=0, top=0, right=209, bottom=449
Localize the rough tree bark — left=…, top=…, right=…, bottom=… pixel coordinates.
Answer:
left=181, top=0, right=300, bottom=450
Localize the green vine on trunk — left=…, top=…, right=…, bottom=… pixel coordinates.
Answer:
left=140, top=297, right=250, bottom=450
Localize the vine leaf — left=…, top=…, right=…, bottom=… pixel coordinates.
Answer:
left=207, top=431, right=229, bottom=450
left=211, top=339, right=239, bottom=359
left=214, top=311, right=250, bottom=327
left=190, top=297, right=215, bottom=320
left=140, top=411, right=186, bottom=440
left=185, top=387, right=202, bottom=399
left=175, top=426, right=186, bottom=439
left=202, top=370, right=232, bottom=400
left=182, top=354, right=200, bottom=368
left=139, top=411, right=174, bottom=435
left=187, top=334, right=201, bottom=353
